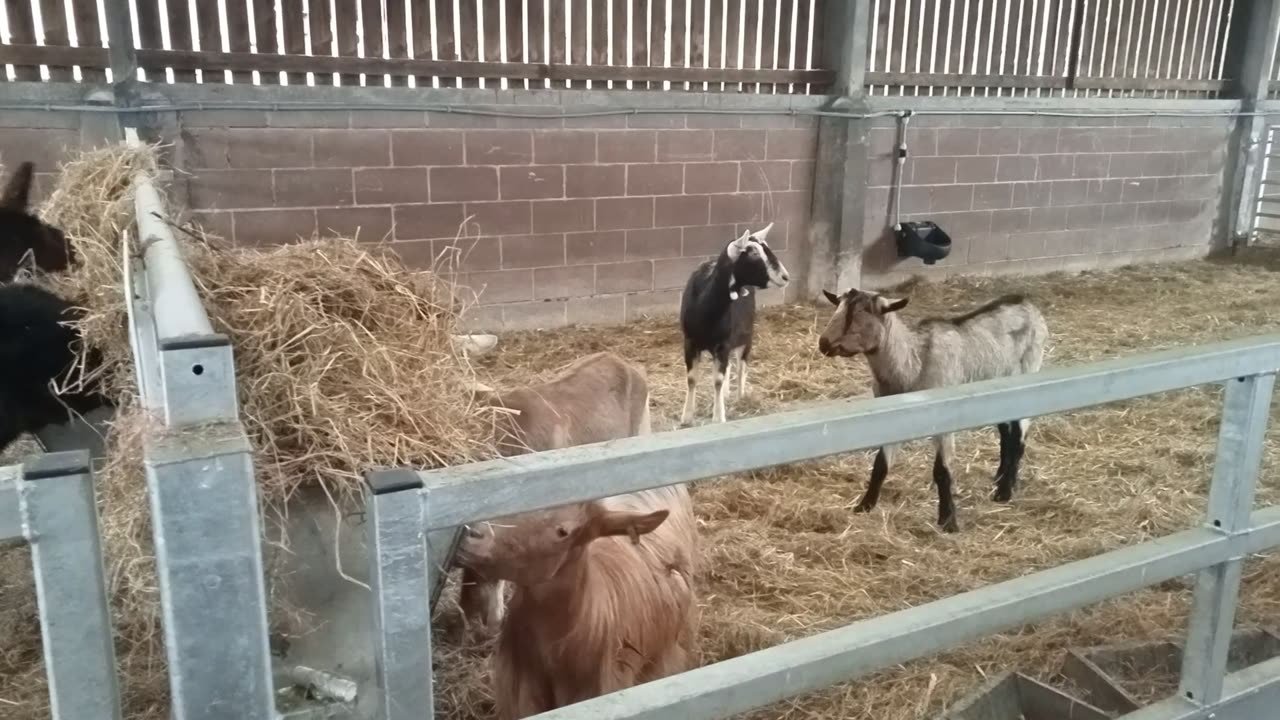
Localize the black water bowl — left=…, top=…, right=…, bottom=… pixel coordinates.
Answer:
left=895, top=221, right=952, bottom=265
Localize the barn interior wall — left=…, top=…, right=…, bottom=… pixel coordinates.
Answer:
left=0, top=85, right=1236, bottom=332
left=861, top=112, right=1233, bottom=287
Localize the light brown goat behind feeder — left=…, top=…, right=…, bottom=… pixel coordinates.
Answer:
left=818, top=289, right=1047, bottom=533
left=456, top=483, right=697, bottom=720
left=458, top=351, right=653, bottom=631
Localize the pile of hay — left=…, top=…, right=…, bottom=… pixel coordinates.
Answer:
left=0, top=144, right=496, bottom=718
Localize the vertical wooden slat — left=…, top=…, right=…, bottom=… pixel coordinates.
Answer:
left=455, top=0, right=480, bottom=86
left=648, top=0, right=667, bottom=88
left=38, top=0, right=73, bottom=81
left=134, top=0, right=164, bottom=81
left=224, top=0, right=251, bottom=83
left=307, top=0, right=334, bottom=85
left=670, top=0, right=686, bottom=89
left=387, top=0, right=409, bottom=86
left=72, top=0, right=106, bottom=82
left=610, top=0, right=628, bottom=86
left=690, top=0, right=707, bottom=88
left=573, top=0, right=592, bottom=86
left=280, top=0, right=306, bottom=85
left=479, top=0, right=500, bottom=85
left=410, top=0, right=433, bottom=86
left=165, top=0, right=196, bottom=82
left=5, top=0, right=39, bottom=80
left=509, top=0, right=530, bottom=84
left=251, top=0, right=280, bottom=84
left=741, top=0, right=759, bottom=91
left=196, top=0, right=224, bottom=83
left=527, top=0, right=545, bottom=69
left=334, top=0, right=360, bottom=85
left=360, top=0, right=385, bottom=85
left=436, top=0, right=458, bottom=86
left=590, top=0, right=609, bottom=65
left=795, top=0, right=815, bottom=92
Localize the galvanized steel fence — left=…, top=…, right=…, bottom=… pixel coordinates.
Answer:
left=365, top=333, right=1280, bottom=719
left=0, top=451, right=120, bottom=720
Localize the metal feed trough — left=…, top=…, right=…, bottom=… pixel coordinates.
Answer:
left=361, top=333, right=1280, bottom=720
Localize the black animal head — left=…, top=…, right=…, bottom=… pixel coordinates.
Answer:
left=723, top=223, right=789, bottom=300
left=0, top=162, right=73, bottom=280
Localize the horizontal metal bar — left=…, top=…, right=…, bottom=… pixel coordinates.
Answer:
left=535, top=506, right=1280, bottom=720
left=1253, top=212, right=1280, bottom=219
left=1121, top=654, right=1280, bottom=719
left=414, top=334, right=1280, bottom=530
left=0, top=467, right=22, bottom=542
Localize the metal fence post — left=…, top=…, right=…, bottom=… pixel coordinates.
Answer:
left=20, top=451, right=122, bottom=720
left=364, top=469, right=434, bottom=720
left=145, top=427, right=275, bottom=720
left=1221, top=0, right=1280, bottom=247
left=1178, top=373, right=1277, bottom=706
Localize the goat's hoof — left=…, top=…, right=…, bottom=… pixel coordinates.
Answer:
left=992, top=488, right=1012, bottom=503
left=939, top=517, right=960, bottom=533
left=853, top=501, right=875, bottom=514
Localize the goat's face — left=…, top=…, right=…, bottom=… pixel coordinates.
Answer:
left=455, top=503, right=669, bottom=587
left=0, top=163, right=71, bottom=279
left=817, top=288, right=909, bottom=357
left=725, top=223, right=789, bottom=296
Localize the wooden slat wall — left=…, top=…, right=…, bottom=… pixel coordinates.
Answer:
left=0, top=0, right=831, bottom=91
left=869, top=0, right=1236, bottom=98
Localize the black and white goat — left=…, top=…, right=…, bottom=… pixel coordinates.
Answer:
left=679, top=223, right=789, bottom=425
left=0, top=162, right=73, bottom=281
left=818, top=289, right=1047, bottom=533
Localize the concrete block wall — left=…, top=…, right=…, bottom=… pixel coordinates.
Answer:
left=861, top=114, right=1231, bottom=285
left=174, top=108, right=815, bottom=331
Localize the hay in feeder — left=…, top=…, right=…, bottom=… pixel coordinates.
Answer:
left=0, top=144, right=497, bottom=718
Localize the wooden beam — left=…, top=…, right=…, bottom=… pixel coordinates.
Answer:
left=864, top=71, right=1068, bottom=89
left=0, top=43, right=833, bottom=85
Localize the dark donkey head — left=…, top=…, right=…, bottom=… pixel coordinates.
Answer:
left=0, top=163, right=73, bottom=280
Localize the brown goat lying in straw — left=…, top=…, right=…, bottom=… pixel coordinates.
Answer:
left=456, top=485, right=697, bottom=719
left=458, top=351, right=653, bottom=631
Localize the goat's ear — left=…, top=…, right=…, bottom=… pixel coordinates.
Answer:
left=750, top=222, right=774, bottom=244
left=878, top=296, right=909, bottom=314
left=1, top=162, right=35, bottom=211
left=584, top=508, right=669, bottom=543
left=822, top=290, right=841, bottom=306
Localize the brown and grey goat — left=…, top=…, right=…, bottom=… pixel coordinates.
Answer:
left=456, top=351, right=652, bottom=632
left=455, top=483, right=697, bottom=719
left=679, top=223, right=789, bottom=425
left=818, top=289, right=1047, bottom=532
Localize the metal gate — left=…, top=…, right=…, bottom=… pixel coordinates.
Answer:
left=1253, top=125, right=1280, bottom=244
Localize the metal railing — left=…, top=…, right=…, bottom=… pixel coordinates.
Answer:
left=122, top=128, right=276, bottom=720
left=363, top=332, right=1280, bottom=720
left=0, top=450, right=121, bottom=720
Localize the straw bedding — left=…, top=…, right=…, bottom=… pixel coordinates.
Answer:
left=0, top=145, right=496, bottom=718
left=1, top=143, right=1278, bottom=719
